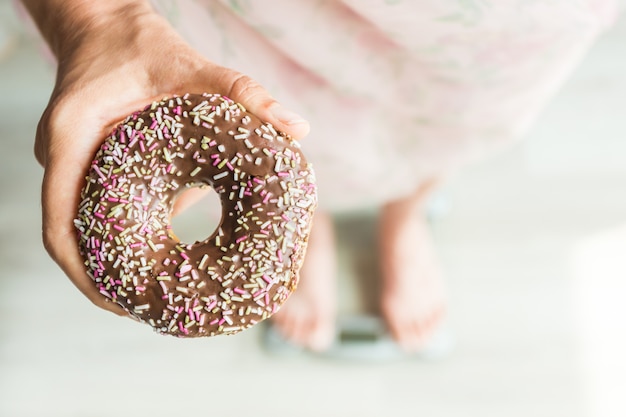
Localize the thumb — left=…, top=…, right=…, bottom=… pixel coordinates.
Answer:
left=211, top=69, right=310, bottom=140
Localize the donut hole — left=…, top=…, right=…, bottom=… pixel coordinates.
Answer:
left=170, top=186, right=222, bottom=244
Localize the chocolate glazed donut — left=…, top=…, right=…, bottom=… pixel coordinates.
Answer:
left=75, top=93, right=317, bottom=337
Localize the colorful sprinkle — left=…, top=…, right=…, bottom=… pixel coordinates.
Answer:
left=75, top=93, right=317, bottom=338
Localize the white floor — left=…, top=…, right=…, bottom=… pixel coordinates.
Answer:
left=1, top=7, right=626, bottom=417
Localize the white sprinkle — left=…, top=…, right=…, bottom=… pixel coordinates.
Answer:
left=213, top=171, right=229, bottom=180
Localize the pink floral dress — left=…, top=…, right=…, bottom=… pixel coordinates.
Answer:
left=154, top=0, right=619, bottom=211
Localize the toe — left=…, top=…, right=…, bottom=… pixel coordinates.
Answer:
left=414, top=307, right=445, bottom=349
left=290, top=314, right=311, bottom=347
left=308, top=317, right=335, bottom=352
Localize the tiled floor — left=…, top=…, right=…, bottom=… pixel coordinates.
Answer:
left=1, top=9, right=626, bottom=417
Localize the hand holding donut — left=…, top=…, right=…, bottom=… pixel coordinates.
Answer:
left=21, top=0, right=311, bottom=318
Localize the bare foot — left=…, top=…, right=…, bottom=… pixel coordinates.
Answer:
left=379, top=181, right=447, bottom=352
left=271, top=211, right=337, bottom=352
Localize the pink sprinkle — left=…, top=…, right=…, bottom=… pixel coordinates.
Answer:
left=179, top=264, right=192, bottom=274
left=93, top=166, right=107, bottom=181
left=233, top=287, right=245, bottom=295
left=207, top=300, right=217, bottom=310
left=218, top=318, right=226, bottom=326
left=180, top=253, right=190, bottom=261
left=277, top=249, right=283, bottom=263
left=209, top=318, right=219, bottom=326
left=235, top=235, right=248, bottom=244
left=113, top=224, right=124, bottom=232
left=262, top=275, right=272, bottom=284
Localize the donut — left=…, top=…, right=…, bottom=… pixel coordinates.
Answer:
left=74, top=93, right=317, bottom=337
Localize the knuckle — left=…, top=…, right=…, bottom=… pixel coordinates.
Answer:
left=40, top=218, right=72, bottom=265
left=41, top=226, right=60, bottom=262
left=34, top=94, right=75, bottom=166
left=227, top=73, right=264, bottom=101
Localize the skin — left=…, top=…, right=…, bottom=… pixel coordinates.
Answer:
left=378, top=180, right=447, bottom=351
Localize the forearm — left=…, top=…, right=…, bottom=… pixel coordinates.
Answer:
left=20, top=0, right=154, bottom=59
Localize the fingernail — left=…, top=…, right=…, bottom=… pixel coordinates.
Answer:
left=270, top=104, right=308, bottom=126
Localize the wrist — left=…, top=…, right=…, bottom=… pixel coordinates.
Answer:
left=21, top=0, right=155, bottom=59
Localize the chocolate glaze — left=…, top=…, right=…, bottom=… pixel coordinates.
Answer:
left=75, top=93, right=317, bottom=337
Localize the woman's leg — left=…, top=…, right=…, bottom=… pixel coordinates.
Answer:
left=271, top=210, right=337, bottom=351
left=378, top=178, right=447, bottom=352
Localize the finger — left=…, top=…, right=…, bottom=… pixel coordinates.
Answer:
left=42, top=165, right=128, bottom=317
left=39, top=105, right=130, bottom=317
left=208, top=68, right=311, bottom=140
